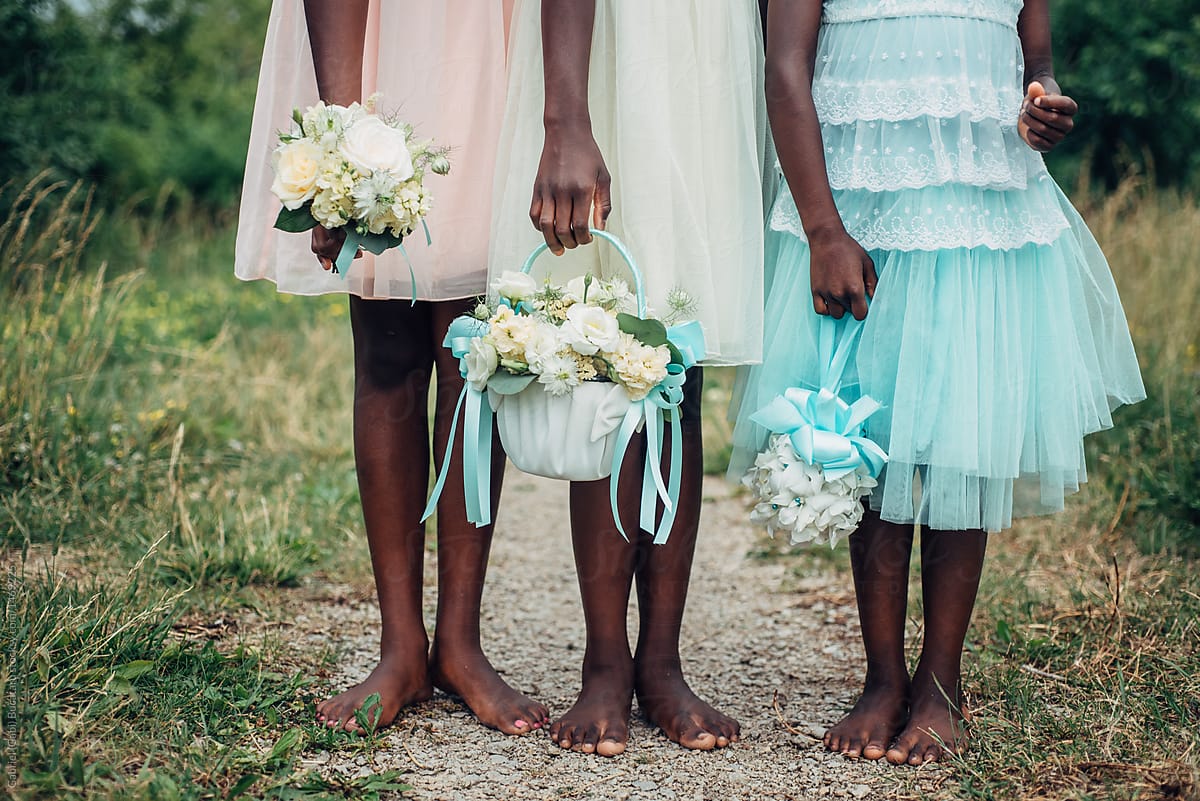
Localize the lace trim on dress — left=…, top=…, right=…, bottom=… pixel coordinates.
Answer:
left=822, top=0, right=1022, bottom=28
left=817, top=116, right=1041, bottom=191
left=813, top=80, right=1023, bottom=125
left=768, top=179, right=1071, bottom=253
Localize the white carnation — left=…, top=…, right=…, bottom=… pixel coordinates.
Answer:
left=486, top=306, right=536, bottom=361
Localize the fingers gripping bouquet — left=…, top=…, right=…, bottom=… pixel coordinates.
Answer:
left=269, top=97, right=451, bottom=275
left=743, top=320, right=888, bottom=547
left=423, top=230, right=707, bottom=544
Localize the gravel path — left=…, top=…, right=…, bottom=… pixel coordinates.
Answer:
left=299, top=473, right=939, bottom=800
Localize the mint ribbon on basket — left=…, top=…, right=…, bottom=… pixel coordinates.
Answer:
left=608, top=321, right=706, bottom=543
left=749, top=318, right=887, bottom=481
left=421, top=315, right=494, bottom=528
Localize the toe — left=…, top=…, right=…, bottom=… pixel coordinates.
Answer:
left=597, top=736, right=627, bottom=757
left=677, top=725, right=717, bottom=751
left=862, top=739, right=888, bottom=760
left=886, top=738, right=913, bottom=765
left=580, top=726, right=600, bottom=754
left=920, top=742, right=943, bottom=764
left=557, top=724, right=576, bottom=749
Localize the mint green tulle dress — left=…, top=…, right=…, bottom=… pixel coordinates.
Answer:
left=729, top=0, right=1146, bottom=532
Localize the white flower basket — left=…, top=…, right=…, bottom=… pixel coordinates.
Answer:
left=489, top=380, right=633, bottom=481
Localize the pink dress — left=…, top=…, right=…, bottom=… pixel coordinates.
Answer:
left=235, top=0, right=514, bottom=301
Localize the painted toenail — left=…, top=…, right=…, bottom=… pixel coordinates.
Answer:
left=515, top=719, right=527, bottom=728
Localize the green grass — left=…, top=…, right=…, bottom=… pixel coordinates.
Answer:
left=1, top=178, right=389, bottom=799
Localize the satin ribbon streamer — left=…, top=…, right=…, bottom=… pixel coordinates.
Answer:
left=749, top=318, right=887, bottom=480
left=421, top=315, right=494, bottom=528
left=334, top=220, right=433, bottom=306
left=604, top=320, right=707, bottom=543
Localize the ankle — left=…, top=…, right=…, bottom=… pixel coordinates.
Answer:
left=862, top=667, right=910, bottom=694
left=582, top=652, right=634, bottom=683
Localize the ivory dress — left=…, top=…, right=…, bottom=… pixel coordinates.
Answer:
left=488, top=0, right=769, bottom=366
left=730, top=0, right=1146, bottom=531
left=236, top=0, right=514, bottom=300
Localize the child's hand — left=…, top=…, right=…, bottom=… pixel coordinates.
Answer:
left=1018, top=80, right=1078, bottom=153
left=529, top=122, right=613, bottom=256
left=808, top=227, right=877, bottom=320
left=310, top=226, right=359, bottom=273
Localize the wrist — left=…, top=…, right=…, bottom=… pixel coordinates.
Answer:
left=804, top=218, right=849, bottom=245
left=543, top=112, right=592, bottom=135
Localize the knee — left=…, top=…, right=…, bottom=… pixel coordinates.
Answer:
left=355, top=325, right=433, bottom=390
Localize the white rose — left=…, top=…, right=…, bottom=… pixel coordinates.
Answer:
left=493, top=271, right=539, bottom=302
left=271, top=139, right=325, bottom=209
left=340, top=116, right=414, bottom=180
left=463, top=338, right=499, bottom=391
left=562, top=304, right=621, bottom=356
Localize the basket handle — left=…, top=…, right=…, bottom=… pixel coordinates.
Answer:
left=519, top=228, right=648, bottom=318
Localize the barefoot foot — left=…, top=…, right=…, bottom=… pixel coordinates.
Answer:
left=430, top=644, right=549, bottom=736
left=636, top=668, right=740, bottom=751
left=315, top=654, right=433, bottom=733
left=823, top=679, right=908, bottom=760
left=549, top=663, right=634, bottom=757
left=885, top=674, right=967, bottom=765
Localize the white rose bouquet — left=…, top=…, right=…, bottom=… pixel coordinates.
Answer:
left=269, top=98, right=450, bottom=274
left=741, top=321, right=888, bottom=547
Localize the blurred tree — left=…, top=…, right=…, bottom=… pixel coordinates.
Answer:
left=0, top=0, right=269, bottom=207
left=1048, top=0, right=1200, bottom=190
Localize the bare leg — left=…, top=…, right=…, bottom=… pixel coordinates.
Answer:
left=548, top=449, right=643, bottom=757
left=427, top=300, right=550, bottom=735
left=887, top=527, right=985, bottom=765
left=634, top=368, right=740, bottom=750
left=316, top=297, right=436, bottom=732
left=824, top=509, right=914, bottom=759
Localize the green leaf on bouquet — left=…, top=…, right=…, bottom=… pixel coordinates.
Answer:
left=273, top=204, right=319, bottom=233
left=354, top=231, right=404, bottom=255
left=666, top=342, right=685, bottom=366
left=617, top=313, right=669, bottom=347
left=487, top=372, right=536, bottom=396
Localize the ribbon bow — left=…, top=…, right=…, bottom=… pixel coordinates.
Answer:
left=750, top=387, right=887, bottom=480
left=750, top=316, right=888, bottom=480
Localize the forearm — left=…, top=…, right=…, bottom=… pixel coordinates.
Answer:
left=765, top=3, right=844, bottom=240
left=540, top=0, right=596, bottom=130
left=303, top=0, right=368, bottom=105
left=1017, top=0, right=1058, bottom=90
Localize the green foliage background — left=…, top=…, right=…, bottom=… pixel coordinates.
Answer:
left=2, top=0, right=1198, bottom=207
left=1, top=0, right=270, bottom=208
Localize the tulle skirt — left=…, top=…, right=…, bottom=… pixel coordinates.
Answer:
left=488, top=0, right=768, bottom=365
left=730, top=184, right=1146, bottom=532
left=235, top=0, right=514, bottom=301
